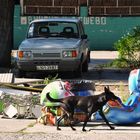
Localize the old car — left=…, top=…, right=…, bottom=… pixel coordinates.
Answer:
left=16, top=18, right=90, bottom=77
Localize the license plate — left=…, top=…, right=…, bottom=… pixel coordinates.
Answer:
left=36, top=65, right=58, bottom=70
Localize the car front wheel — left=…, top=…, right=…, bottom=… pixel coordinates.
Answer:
left=74, top=62, right=82, bottom=77
left=82, top=58, right=88, bottom=72
left=16, top=69, right=26, bottom=78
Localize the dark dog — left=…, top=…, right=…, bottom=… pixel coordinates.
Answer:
left=46, top=87, right=118, bottom=131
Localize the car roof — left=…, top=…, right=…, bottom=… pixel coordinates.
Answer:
left=30, top=18, right=81, bottom=24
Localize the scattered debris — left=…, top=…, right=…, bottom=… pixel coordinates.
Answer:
left=4, top=104, right=18, bottom=118
left=0, top=88, right=40, bottom=119
left=0, top=73, right=14, bottom=83
left=0, top=77, right=95, bottom=127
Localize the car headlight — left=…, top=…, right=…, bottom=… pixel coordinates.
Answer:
left=62, top=50, right=78, bottom=58
left=18, top=51, right=33, bottom=59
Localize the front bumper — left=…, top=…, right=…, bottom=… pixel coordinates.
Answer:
left=17, top=59, right=81, bottom=72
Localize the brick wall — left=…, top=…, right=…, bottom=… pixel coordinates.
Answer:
left=23, top=0, right=53, bottom=6
left=22, top=0, right=79, bottom=16
left=89, top=0, right=140, bottom=16
left=22, top=0, right=140, bottom=16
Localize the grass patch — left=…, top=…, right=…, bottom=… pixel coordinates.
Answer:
left=18, top=122, right=37, bottom=133
left=27, top=122, right=37, bottom=128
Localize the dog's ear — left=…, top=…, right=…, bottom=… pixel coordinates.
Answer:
left=104, top=86, right=110, bottom=92
left=107, top=86, right=110, bottom=91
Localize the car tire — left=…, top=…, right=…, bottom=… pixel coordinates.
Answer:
left=88, top=50, right=90, bottom=63
left=74, top=62, right=82, bottom=77
left=82, top=58, right=88, bottom=72
left=16, top=69, right=26, bottom=78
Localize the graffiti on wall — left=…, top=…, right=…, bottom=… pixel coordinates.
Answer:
left=20, top=16, right=107, bottom=25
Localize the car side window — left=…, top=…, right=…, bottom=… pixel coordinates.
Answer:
left=27, top=23, right=34, bottom=38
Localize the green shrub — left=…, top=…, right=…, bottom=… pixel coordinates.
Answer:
left=114, top=26, right=140, bottom=69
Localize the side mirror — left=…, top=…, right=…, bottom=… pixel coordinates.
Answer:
left=81, top=34, right=87, bottom=39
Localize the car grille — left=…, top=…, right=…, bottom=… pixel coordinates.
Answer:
left=33, top=53, right=60, bottom=58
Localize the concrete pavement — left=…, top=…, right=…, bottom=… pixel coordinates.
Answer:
left=0, top=116, right=140, bottom=133
left=90, top=51, right=118, bottom=59
left=1, top=116, right=140, bottom=140
left=0, top=117, right=35, bottom=133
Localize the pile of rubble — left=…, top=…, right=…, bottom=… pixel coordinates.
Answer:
left=0, top=73, right=95, bottom=126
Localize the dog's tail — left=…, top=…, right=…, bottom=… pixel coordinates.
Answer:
left=46, top=92, right=63, bottom=103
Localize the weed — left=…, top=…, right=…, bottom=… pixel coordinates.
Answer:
left=117, top=82, right=129, bottom=103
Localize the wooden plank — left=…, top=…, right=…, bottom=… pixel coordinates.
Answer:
left=14, top=78, right=43, bottom=85
left=0, top=83, right=42, bottom=92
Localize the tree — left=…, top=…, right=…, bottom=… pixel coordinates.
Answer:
left=0, top=0, right=15, bottom=67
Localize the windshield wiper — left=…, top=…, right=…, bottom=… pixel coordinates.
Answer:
left=29, top=35, right=50, bottom=38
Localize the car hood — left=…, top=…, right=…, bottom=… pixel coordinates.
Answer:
left=19, top=37, right=81, bottom=49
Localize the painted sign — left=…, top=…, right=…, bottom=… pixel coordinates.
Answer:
left=20, top=16, right=107, bottom=25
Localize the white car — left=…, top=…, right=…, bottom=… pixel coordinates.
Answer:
left=17, top=18, right=90, bottom=77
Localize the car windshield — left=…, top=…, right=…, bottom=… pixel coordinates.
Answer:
left=27, top=21, right=79, bottom=39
